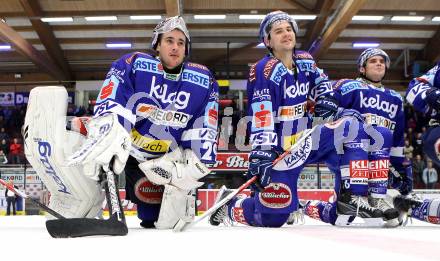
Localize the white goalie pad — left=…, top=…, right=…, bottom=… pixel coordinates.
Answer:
left=23, top=86, right=104, bottom=218
left=138, top=148, right=211, bottom=190
left=154, top=185, right=196, bottom=229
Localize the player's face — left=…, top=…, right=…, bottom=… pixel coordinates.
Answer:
left=157, top=29, right=186, bottom=69
left=361, top=55, right=386, bottom=82
left=267, top=21, right=296, bottom=53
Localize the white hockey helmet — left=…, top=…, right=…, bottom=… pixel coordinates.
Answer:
left=151, top=16, right=190, bottom=55
left=259, top=10, right=299, bottom=45
left=357, top=48, right=391, bottom=70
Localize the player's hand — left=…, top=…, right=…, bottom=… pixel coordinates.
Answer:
left=314, top=95, right=338, bottom=120
left=389, top=164, right=413, bottom=196
left=247, top=150, right=278, bottom=190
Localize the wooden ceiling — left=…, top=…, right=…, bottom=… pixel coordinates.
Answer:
left=0, top=0, right=439, bottom=91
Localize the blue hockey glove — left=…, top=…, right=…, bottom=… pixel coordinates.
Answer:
left=314, top=95, right=338, bottom=120
left=333, top=108, right=365, bottom=123
left=247, top=150, right=278, bottom=190
left=389, top=164, right=413, bottom=196
left=425, top=87, right=440, bottom=111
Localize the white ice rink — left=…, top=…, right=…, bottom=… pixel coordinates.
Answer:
left=0, top=215, right=439, bottom=261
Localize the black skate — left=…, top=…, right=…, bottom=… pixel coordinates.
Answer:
left=209, top=185, right=234, bottom=226
left=368, top=197, right=400, bottom=227
left=393, top=195, right=423, bottom=213
left=336, top=192, right=384, bottom=227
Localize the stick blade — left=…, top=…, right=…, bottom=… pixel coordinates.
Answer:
left=173, top=219, right=190, bottom=232
left=46, top=214, right=128, bottom=238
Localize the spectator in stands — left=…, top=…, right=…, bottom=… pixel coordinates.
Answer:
left=407, top=127, right=416, bottom=146
left=0, top=127, right=8, bottom=142
left=5, top=180, right=17, bottom=215
left=0, top=150, right=7, bottom=164
left=414, top=133, right=423, bottom=156
left=403, top=139, right=414, bottom=161
left=413, top=154, right=426, bottom=187
left=422, top=160, right=438, bottom=189
left=9, top=138, right=22, bottom=164
left=0, top=139, right=8, bottom=159
left=407, top=117, right=416, bottom=130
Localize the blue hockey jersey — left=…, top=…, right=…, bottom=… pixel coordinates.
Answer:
left=407, top=62, right=440, bottom=114
left=332, top=78, right=405, bottom=165
left=94, top=52, right=219, bottom=163
left=247, top=51, right=333, bottom=152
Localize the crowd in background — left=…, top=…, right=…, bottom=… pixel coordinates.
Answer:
left=0, top=95, right=438, bottom=190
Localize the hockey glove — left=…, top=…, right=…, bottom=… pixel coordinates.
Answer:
left=425, top=87, right=440, bottom=111
left=314, top=95, right=338, bottom=120
left=247, top=150, right=278, bottom=191
left=389, top=164, right=413, bottom=196
left=333, top=108, right=365, bottom=123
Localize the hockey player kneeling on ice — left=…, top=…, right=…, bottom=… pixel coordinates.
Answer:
left=209, top=11, right=386, bottom=228
left=312, top=49, right=408, bottom=227
left=24, top=16, right=218, bottom=231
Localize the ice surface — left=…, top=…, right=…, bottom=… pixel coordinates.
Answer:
left=0, top=215, right=439, bottom=261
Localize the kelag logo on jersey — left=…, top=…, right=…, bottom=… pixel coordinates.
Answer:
left=149, top=76, right=191, bottom=109
left=204, top=101, right=218, bottom=128
left=182, top=69, right=210, bottom=89
left=360, top=92, right=398, bottom=118
left=97, top=75, right=119, bottom=102
left=284, top=81, right=309, bottom=99
left=251, top=101, right=274, bottom=131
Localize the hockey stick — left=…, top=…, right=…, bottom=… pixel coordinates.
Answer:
left=0, top=178, right=65, bottom=219
left=45, top=166, right=128, bottom=238
left=173, top=126, right=317, bottom=232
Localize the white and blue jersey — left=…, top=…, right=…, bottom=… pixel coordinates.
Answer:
left=247, top=51, right=333, bottom=152
left=407, top=62, right=440, bottom=114
left=225, top=51, right=371, bottom=228
left=94, top=52, right=219, bottom=164
left=333, top=78, right=405, bottom=166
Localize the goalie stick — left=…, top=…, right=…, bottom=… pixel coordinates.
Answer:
left=0, top=178, right=65, bottom=219
left=45, top=166, right=128, bottom=238
left=173, top=126, right=317, bottom=232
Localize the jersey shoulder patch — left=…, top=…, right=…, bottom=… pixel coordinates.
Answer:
left=124, top=52, right=152, bottom=65
left=186, top=62, right=209, bottom=72
left=294, top=50, right=314, bottom=60
left=337, top=79, right=368, bottom=95
left=263, top=57, right=281, bottom=80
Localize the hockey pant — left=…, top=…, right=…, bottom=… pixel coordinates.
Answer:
left=227, top=117, right=369, bottom=227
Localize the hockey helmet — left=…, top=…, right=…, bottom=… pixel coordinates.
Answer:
left=357, top=48, right=391, bottom=70
left=151, top=16, right=190, bottom=55
left=259, top=10, right=299, bottom=44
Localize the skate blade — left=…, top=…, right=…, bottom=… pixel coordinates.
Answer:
left=383, top=218, right=400, bottom=228
left=335, top=215, right=384, bottom=227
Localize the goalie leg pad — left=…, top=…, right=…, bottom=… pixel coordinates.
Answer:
left=24, top=86, right=105, bottom=219
left=154, top=184, right=196, bottom=229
